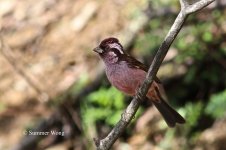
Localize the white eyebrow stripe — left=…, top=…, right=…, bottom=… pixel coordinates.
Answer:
left=108, top=43, right=124, bottom=54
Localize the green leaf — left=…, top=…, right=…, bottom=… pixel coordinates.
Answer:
left=82, top=86, right=126, bottom=127
left=202, top=32, right=212, bottom=42
left=205, top=90, right=226, bottom=118
left=106, top=110, right=122, bottom=126
left=180, top=102, right=203, bottom=128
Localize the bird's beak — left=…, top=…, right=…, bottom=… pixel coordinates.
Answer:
left=93, top=47, right=103, bottom=53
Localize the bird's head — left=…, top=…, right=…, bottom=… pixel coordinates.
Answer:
left=93, top=37, right=125, bottom=64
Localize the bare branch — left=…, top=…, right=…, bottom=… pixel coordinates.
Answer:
left=95, top=0, right=215, bottom=149
left=186, top=0, right=215, bottom=14
left=180, top=0, right=189, bottom=10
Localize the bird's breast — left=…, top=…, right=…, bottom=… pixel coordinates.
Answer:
left=105, top=62, right=146, bottom=96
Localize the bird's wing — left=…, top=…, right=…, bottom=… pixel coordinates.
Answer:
left=125, top=55, right=148, bottom=72
left=124, top=55, right=161, bottom=83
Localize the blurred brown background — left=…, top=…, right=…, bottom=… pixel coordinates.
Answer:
left=0, top=0, right=226, bottom=150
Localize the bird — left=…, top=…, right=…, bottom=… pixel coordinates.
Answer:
left=93, top=37, right=185, bottom=127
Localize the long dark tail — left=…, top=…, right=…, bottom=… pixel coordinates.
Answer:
left=151, top=86, right=185, bottom=127
left=152, top=99, right=185, bottom=127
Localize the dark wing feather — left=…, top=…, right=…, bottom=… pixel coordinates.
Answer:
left=123, top=55, right=148, bottom=72
left=123, top=55, right=161, bottom=83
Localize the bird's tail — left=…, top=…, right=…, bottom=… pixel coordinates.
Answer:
left=151, top=86, right=185, bottom=127
left=152, top=99, right=185, bottom=127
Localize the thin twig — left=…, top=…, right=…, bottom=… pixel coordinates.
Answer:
left=186, top=0, right=215, bottom=14
left=95, top=0, right=215, bottom=149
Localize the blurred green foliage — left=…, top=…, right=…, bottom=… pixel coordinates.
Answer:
left=205, top=90, right=226, bottom=118
left=158, top=89, right=226, bottom=150
left=183, top=102, right=203, bottom=128
left=182, top=102, right=204, bottom=134
left=81, top=86, right=144, bottom=143
left=158, top=102, right=203, bottom=149
left=82, top=87, right=125, bottom=127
